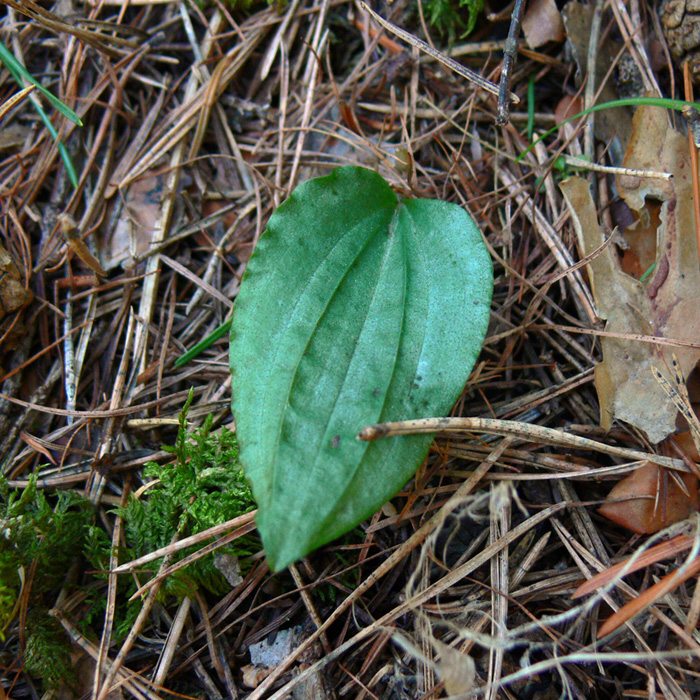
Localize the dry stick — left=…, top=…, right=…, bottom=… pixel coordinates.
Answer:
left=559, top=155, right=671, bottom=180
left=409, top=39, right=420, bottom=143
left=112, top=515, right=257, bottom=578
left=93, top=484, right=129, bottom=698
left=285, top=26, right=387, bottom=155
left=288, top=0, right=330, bottom=192
left=153, top=596, right=192, bottom=687
left=652, top=354, right=700, bottom=635
left=686, top=559, right=700, bottom=636
left=486, top=484, right=511, bottom=700
left=610, top=0, right=660, bottom=95
left=1, top=0, right=134, bottom=58
left=358, top=1, right=518, bottom=106
left=560, top=478, right=609, bottom=566
left=531, top=137, right=563, bottom=215
left=512, top=526, right=699, bottom=685
left=131, top=7, right=219, bottom=376
left=65, top=46, right=146, bottom=213
left=188, top=52, right=231, bottom=164
left=495, top=0, right=526, bottom=125
left=415, top=554, right=434, bottom=696
left=134, top=171, right=182, bottom=374
left=415, top=0, right=436, bottom=54
left=105, top=83, right=169, bottom=199
left=490, top=650, right=697, bottom=698
left=62, top=288, right=76, bottom=425
left=259, top=0, right=302, bottom=80
left=492, top=366, right=594, bottom=419
left=127, top=521, right=258, bottom=601
left=497, top=169, right=597, bottom=324
left=157, top=282, right=177, bottom=401
left=0, top=387, right=194, bottom=419
left=194, top=590, right=232, bottom=696
left=95, top=527, right=186, bottom=700
left=0, top=361, right=62, bottom=472
left=274, top=40, right=290, bottom=209
left=69, top=290, right=98, bottom=412
left=184, top=224, right=239, bottom=317
left=289, top=563, right=332, bottom=654
left=245, top=438, right=514, bottom=700
left=0, top=84, right=35, bottom=118
left=358, top=102, right=550, bottom=124
left=682, top=64, right=700, bottom=270
left=652, top=355, right=700, bottom=461
left=259, top=502, right=567, bottom=700
left=598, top=549, right=700, bottom=638
left=358, top=417, right=690, bottom=472
left=534, top=323, right=700, bottom=350
left=86, top=310, right=138, bottom=503
left=160, top=254, right=234, bottom=309
left=366, top=412, right=700, bottom=637
left=115, top=23, right=264, bottom=192
left=572, top=533, right=695, bottom=599
left=51, top=610, right=153, bottom=700
left=510, top=531, right=550, bottom=589
left=584, top=0, right=604, bottom=163
left=183, top=7, right=251, bottom=192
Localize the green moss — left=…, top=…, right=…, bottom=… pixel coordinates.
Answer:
left=422, top=0, right=485, bottom=40
left=24, top=612, right=76, bottom=691
left=120, top=390, right=257, bottom=598
left=0, top=477, right=92, bottom=637
left=0, top=475, right=93, bottom=688
left=0, top=392, right=257, bottom=692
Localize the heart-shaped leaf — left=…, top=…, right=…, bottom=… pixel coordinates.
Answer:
left=230, top=166, right=492, bottom=571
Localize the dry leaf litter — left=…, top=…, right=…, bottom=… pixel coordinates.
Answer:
left=2, top=0, right=700, bottom=698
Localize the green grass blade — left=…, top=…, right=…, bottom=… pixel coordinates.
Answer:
left=30, top=99, right=79, bottom=188
left=175, top=320, right=232, bottom=368
left=520, top=96, right=696, bottom=161
left=0, top=41, right=82, bottom=187
left=0, top=42, right=82, bottom=126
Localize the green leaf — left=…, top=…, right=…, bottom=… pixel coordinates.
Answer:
left=0, top=42, right=82, bottom=126
left=229, top=166, right=492, bottom=571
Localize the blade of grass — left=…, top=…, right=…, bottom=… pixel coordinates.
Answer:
left=638, top=263, right=656, bottom=283
left=0, top=40, right=82, bottom=188
left=0, top=42, right=82, bottom=125
left=174, top=319, right=232, bottom=367
left=520, top=96, right=697, bottom=160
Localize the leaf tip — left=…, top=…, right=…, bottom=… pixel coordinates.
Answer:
left=263, top=541, right=300, bottom=573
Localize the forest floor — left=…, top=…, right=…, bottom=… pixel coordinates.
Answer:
left=2, top=0, right=700, bottom=698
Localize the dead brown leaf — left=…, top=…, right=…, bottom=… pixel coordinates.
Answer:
left=560, top=106, right=700, bottom=443
left=0, top=242, right=33, bottom=364
left=0, top=243, right=32, bottom=318
left=522, top=0, right=565, bottom=49
left=98, top=170, right=167, bottom=270
left=598, top=462, right=698, bottom=534
left=561, top=1, right=634, bottom=147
